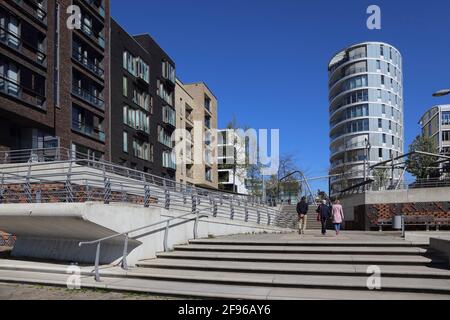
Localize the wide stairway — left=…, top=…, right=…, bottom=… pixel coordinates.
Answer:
left=1, top=232, right=450, bottom=299
left=277, top=204, right=322, bottom=230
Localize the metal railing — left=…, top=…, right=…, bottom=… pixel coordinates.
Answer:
left=72, top=48, right=104, bottom=78
left=0, top=147, right=283, bottom=224
left=72, top=84, right=105, bottom=110
left=0, top=74, right=46, bottom=108
left=0, top=26, right=47, bottom=64
left=78, top=208, right=211, bottom=281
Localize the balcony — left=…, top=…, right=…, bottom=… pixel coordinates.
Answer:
left=13, top=0, right=47, bottom=24
left=72, top=120, right=105, bottom=142
left=81, top=0, right=105, bottom=19
left=72, top=83, right=104, bottom=110
left=72, top=48, right=104, bottom=78
left=0, top=74, right=46, bottom=108
left=0, top=26, right=46, bottom=65
left=78, top=21, right=105, bottom=49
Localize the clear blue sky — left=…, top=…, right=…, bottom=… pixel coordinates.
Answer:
left=112, top=0, right=450, bottom=187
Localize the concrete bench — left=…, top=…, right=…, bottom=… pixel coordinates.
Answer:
left=430, top=238, right=450, bottom=267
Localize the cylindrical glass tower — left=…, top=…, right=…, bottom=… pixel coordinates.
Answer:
left=328, top=42, right=404, bottom=195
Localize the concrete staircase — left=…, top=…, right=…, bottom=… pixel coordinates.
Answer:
left=276, top=204, right=322, bottom=230
left=1, top=233, right=450, bottom=299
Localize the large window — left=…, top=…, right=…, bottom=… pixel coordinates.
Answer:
left=158, top=126, right=173, bottom=148
left=345, top=75, right=367, bottom=91
left=162, top=61, right=175, bottom=83
left=162, top=150, right=176, bottom=169
left=157, top=80, right=173, bottom=106
left=443, top=131, right=450, bottom=142
left=342, top=90, right=368, bottom=106
left=123, top=131, right=128, bottom=153
left=345, top=119, right=369, bottom=134
left=133, top=138, right=150, bottom=161
left=162, top=105, right=176, bottom=126
left=442, top=111, right=450, bottom=126
left=132, top=88, right=150, bottom=110
left=123, top=51, right=149, bottom=83
left=123, top=105, right=149, bottom=133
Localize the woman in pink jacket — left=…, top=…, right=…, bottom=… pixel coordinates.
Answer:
left=332, top=199, right=345, bottom=236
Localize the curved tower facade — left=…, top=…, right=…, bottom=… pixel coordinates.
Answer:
left=328, top=42, right=404, bottom=195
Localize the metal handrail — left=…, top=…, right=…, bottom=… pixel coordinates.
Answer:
left=78, top=207, right=212, bottom=281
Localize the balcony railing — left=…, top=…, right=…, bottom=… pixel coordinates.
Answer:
left=72, top=83, right=104, bottom=110
left=0, top=26, right=46, bottom=64
left=72, top=120, right=105, bottom=142
left=0, top=74, right=46, bottom=108
left=13, top=0, right=47, bottom=23
left=72, top=48, right=104, bottom=78
left=79, top=22, right=105, bottom=49
left=82, top=0, right=105, bottom=18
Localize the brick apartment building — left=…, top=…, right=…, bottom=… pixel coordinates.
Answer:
left=0, top=0, right=110, bottom=160
left=110, top=19, right=176, bottom=178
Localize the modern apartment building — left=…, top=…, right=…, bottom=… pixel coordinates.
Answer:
left=217, top=129, right=249, bottom=194
left=175, top=80, right=218, bottom=189
left=110, top=19, right=176, bottom=178
left=0, top=0, right=110, bottom=160
left=328, top=42, right=404, bottom=195
left=419, top=105, right=450, bottom=156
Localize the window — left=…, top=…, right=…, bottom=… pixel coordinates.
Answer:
left=378, top=119, right=383, bottom=129
left=133, top=138, right=150, bottom=160
left=162, top=61, right=175, bottom=83
left=157, top=80, right=173, bottom=106
left=389, top=121, right=392, bottom=130
left=443, top=131, right=450, bottom=142
left=345, top=75, right=367, bottom=91
left=392, top=136, right=395, bottom=145
left=380, top=45, right=384, bottom=56
left=377, top=89, right=382, bottom=100
left=391, top=107, right=395, bottom=118
left=123, top=131, right=128, bottom=153
left=345, top=104, right=368, bottom=120
left=132, top=88, right=150, bottom=110
left=381, top=75, right=385, bottom=85
left=162, top=150, right=176, bottom=169
left=376, top=60, right=381, bottom=70
left=205, top=168, right=212, bottom=182
left=387, top=64, right=391, bottom=74
left=382, top=134, right=387, bottom=144
left=122, top=76, right=128, bottom=97
left=379, top=148, right=383, bottom=158
left=382, top=104, right=386, bottom=115
left=162, top=106, right=176, bottom=126
left=123, top=51, right=149, bottom=83
left=443, top=112, right=450, bottom=125
left=204, top=95, right=211, bottom=111
left=158, top=125, right=173, bottom=148
left=123, top=105, right=149, bottom=133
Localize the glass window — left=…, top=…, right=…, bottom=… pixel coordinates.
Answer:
left=122, top=76, right=128, bottom=97
left=379, top=148, right=383, bottom=158
left=376, top=60, right=381, bottom=70
left=443, top=131, right=450, bottom=142
left=123, top=131, right=128, bottom=153
left=382, top=134, right=387, bottom=144
left=380, top=45, right=384, bottom=56
left=381, top=75, right=385, bottom=85
left=378, top=119, right=383, bottom=128
left=443, top=111, right=450, bottom=125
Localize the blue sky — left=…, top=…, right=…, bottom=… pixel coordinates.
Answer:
left=112, top=0, right=450, bottom=188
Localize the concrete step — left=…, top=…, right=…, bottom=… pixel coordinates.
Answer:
left=137, top=258, right=450, bottom=279
left=1, top=268, right=449, bottom=300
left=174, top=244, right=429, bottom=255
left=188, top=239, right=423, bottom=247
left=115, top=266, right=450, bottom=295
left=156, top=251, right=447, bottom=266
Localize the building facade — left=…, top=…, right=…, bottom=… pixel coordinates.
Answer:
left=175, top=80, right=218, bottom=189
left=110, top=20, right=176, bottom=178
left=419, top=104, right=450, bottom=158
left=217, top=129, right=249, bottom=194
left=0, top=0, right=110, bottom=160
left=328, top=42, right=404, bottom=195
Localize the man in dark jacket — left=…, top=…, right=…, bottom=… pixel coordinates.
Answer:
left=316, top=200, right=331, bottom=235
left=296, top=197, right=309, bottom=235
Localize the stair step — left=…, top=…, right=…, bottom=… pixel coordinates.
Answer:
left=174, top=244, right=428, bottom=255
left=120, top=267, right=450, bottom=295
left=156, top=251, right=447, bottom=266
left=1, top=268, right=449, bottom=300
left=138, top=258, right=450, bottom=279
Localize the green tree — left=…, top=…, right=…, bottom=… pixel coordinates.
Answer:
left=406, top=135, right=440, bottom=179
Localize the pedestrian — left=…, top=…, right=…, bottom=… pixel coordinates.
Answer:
left=296, top=196, right=309, bottom=235
left=316, top=199, right=331, bottom=236
left=332, top=199, right=345, bottom=236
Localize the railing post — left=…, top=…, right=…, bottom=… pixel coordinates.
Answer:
left=212, top=199, right=218, bottom=217
left=94, top=242, right=101, bottom=282
left=191, top=194, right=197, bottom=215
left=194, top=210, right=199, bottom=239
left=244, top=201, right=249, bottom=222
left=163, top=180, right=170, bottom=210
left=267, top=208, right=271, bottom=226
left=24, top=162, right=32, bottom=204
left=163, top=220, right=170, bottom=252
left=104, top=177, right=111, bottom=204
left=257, top=209, right=261, bottom=224
left=230, top=198, right=234, bottom=220
left=120, top=183, right=126, bottom=203
left=65, top=160, right=74, bottom=203
left=0, top=173, right=4, bottom=204
left=144, top=185, right=150, bottom=208
left=121, top=233, right=129, bottom=270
